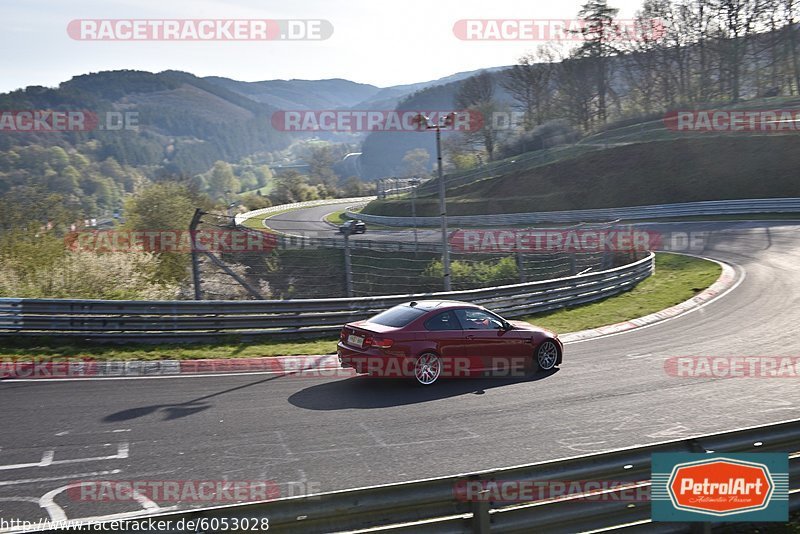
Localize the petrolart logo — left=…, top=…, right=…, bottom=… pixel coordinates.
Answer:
left=652, top=453, right=789, bottom=522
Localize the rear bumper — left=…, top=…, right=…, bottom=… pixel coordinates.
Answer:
left=337, top=342, right=414, bottom=376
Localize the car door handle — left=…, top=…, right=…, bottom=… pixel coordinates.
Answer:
left=466, top=335, right=475, bottom=340
left=524, top=338, right=533, bottom=344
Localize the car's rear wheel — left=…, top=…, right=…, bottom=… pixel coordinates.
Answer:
left=535, top=340, right=560, bottom=372
left=414, top=352, right=441, bottom=385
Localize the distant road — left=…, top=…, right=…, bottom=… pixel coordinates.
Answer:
left=264, top=200, right=441, bottom=242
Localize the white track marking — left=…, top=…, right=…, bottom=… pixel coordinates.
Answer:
left=359, top=423, right=387, bottom=447
left=0, top=443, right=128, bottom=471
left=0, top=469, right=122, bottom=487
left=39, top=482, right=165, bottom=523
left=564, top=257, right=746, bottom=345
left=0, top=451, right=55, bottom=471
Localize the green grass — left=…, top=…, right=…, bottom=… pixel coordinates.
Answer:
left=324, top=210, right=352, bottom=225
left=363, top=135, right=800, bottom=218
left=0, top=253, right=720, bottom=361
left=239, top=207, right=306, bottom=234
left=239, top=184, right=274, bottom=196
left=525, top=253, right=721, bottom=333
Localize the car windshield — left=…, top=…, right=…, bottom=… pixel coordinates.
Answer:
left=367, top=305, right=427, bottom=327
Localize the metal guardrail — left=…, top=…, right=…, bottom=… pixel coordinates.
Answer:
left=351, top=197, right=800, bottom=227
left=0, top=254, right=653, bottom=339
left=80, top=418, right=800, bottom=534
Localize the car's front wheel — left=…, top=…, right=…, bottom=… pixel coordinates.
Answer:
left=534, top=340, right=560, bottom=373
left=414, top=352, right=441, bottom=385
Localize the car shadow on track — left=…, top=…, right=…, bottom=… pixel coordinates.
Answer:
left=288, top=369, right=559, bottom=410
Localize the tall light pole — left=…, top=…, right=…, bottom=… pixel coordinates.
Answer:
left=414, top=112, right=455, bottom=291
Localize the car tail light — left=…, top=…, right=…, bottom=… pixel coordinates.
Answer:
left=364, top=336, right=394, bottom=349
left=339, top=328, right=347, bottom=341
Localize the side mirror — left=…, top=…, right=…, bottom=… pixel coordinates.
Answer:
left=502, top=321, right=513, bottom=330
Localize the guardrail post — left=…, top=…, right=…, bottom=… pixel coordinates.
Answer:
left=190, top=208, right=203, bottom=300
left=468, top=475, right=491, bottom=534
left=516, top=252, right=526, bottom=283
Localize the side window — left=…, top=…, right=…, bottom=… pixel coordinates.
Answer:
left=424, top=311, right=461, bottom=331
left=455, top=309, right=504, bottom=330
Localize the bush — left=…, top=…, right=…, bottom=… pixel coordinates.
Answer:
left=241, top=193, right=272, bottom=210
left=495, top=119, right=580, bottom=160
left=0, top=250, right=179, bottom=299
left=422, top=256, right=519, bottom=290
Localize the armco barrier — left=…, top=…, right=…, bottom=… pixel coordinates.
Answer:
left=71, top=418, right=800, bottom=534
left=0, top=254, right=653, bottom=340
left=350, top=197, right=800, bottom=227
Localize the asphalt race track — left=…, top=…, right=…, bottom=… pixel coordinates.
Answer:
left=2, top=204, right=800, bottom=525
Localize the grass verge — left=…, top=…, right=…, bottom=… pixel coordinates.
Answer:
left=0, top=253, right=721, bottom=361
left=323, top=210, right=350, bottom=225
left=239, top=207, right=309, bottom=234
left=0, top=338, right=338, bottom=361
left=525, top=253, right=721, bottom=333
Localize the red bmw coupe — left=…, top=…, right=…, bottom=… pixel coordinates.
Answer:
left=338, top=300, right=562, bottom=385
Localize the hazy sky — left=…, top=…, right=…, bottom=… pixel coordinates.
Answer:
left=1, top=0, right=646, bottom=92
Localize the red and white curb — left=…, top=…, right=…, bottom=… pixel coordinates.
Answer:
left=559, top=256, right=739, bottom=344
left=0, top=355, right=342, bottom=380
left=1, top=257, right=740, bottom=380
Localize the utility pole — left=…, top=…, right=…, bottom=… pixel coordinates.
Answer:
left=413, top=113, right=455, bottom=291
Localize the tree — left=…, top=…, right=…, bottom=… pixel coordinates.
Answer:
left=572, top=0, right=620, bottom=123
left=238, top=170, right=259, bottom=192
left=270, top=171, right=318, bottom=204
left=402, top=148, right=431, bottom=177
left=207, top=160, right=239, bottom=198
left=709, top=0, right=769, bottom=102
left=501, top=48, right=557, bottom=129
left=255, top=165, right=273, bottom=187
left=341, top=176, right=370, bottom=197
left=48, top=146, right=70, bottom=172
left=307, top=145, right=338, bottom=188
left=455, top=71, right=500, bottom=160
left=123, top=182, right=197, bottom=284
left=554, top=58, right=596, bottom=130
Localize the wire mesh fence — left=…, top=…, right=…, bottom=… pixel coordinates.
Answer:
left=193, top=212, right=642, bottom=300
